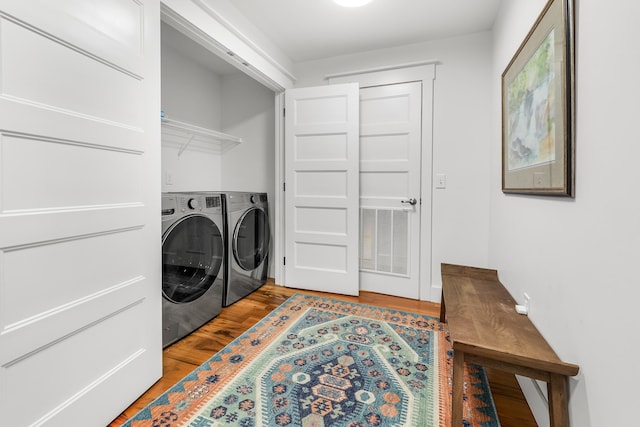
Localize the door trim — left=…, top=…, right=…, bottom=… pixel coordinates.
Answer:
left=274, top=93, right=286, bottom=285
left=324, top=59, right=440, bottom=81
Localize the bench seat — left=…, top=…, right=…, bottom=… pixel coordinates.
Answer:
left=440, top=263, right=579, bottom=427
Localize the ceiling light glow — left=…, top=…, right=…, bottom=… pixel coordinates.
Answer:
left=334, top=0, right=373, bottom=7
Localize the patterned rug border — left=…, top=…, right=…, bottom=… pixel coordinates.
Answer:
left=122, top=293, right=500, bottom=427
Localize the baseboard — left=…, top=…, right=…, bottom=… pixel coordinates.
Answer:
left=429, top=284, right=442, bottom=303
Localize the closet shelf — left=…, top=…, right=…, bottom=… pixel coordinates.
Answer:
left=161, top=118, right=242, bottom=155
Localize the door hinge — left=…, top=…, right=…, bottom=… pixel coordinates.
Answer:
left=283, top=182, right=286, bottom=191
left=283, top=257, right=286, bottom=266
left=283, top=107, right=286, bottom=117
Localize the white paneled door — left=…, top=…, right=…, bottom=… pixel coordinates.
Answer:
left=359, top=82, right=422, bottom=299
left=284, top=84, right=360, bottom=295
left=0, top=2, right=161, bottom=426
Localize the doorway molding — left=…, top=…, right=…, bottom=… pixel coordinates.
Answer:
left=324, top=59, right=440, bottom=82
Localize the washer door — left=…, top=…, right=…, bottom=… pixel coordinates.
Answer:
left=233, top=207, right=270, bottom=271
left=162, top=215, right=223, bottom=303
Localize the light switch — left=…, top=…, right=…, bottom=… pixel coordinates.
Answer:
left=435, top=173, right=446, bottom=189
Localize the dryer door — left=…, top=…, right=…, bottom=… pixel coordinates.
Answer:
left=162, top=215, right=223, bottom=303
left=233, top=207, right=270, bottom=271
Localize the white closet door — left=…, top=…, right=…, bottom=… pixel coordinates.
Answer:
left=0, top=2, right=161, bottom=426
left=284, top=84, right=360, bottom=295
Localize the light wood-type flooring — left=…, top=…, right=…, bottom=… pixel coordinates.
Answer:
left=109, top=280, right=537, bottom=426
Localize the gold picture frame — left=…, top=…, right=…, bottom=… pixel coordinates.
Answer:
left=502, top=0, right=575, bottom=197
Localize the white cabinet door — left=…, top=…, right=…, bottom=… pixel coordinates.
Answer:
left=0, top=2, right=161, bottom=425
left=284, top=84, right=360, bottom=295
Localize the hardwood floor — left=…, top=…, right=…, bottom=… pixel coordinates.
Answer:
left=109, top=280, right=536, bottom=426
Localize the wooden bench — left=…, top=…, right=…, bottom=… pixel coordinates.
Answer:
left=440, top=263, right=580, bottom=427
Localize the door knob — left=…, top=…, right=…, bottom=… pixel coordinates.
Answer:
left=400, top=198, right=417, bottom=206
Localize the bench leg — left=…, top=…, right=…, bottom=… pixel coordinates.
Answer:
left=439, top=290, right=446, bottom=322
left=548, top=373, right=569, bottom=427
left=452, top=350, right=464, bottom=426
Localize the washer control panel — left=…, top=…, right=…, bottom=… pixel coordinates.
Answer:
left=187, top=198, right=199, bottom=210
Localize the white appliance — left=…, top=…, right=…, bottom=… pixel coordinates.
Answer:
left=161, top=192, right=225, bottom=347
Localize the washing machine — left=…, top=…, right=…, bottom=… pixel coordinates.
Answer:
left=223, top=192, right=270, bottom=306
left=161, top=192, right=225, bottom=347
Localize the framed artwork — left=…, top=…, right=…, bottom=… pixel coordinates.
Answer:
left=502, top=0, right=575, bottom=196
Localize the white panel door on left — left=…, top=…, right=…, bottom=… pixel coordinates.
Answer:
left=284, top=83, right=360, bottom=295
left=0, top=2, right=161, bottom=426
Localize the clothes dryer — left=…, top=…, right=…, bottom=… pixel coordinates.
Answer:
left=223, top=192, right=270, bottom=306
left=161, top=192, right=225, bottom=347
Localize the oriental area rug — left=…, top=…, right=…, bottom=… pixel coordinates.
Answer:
left=122, top=294, right=499, bottom=427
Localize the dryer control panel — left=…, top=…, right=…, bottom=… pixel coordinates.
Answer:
left=177, top=195, right=222, bottom=213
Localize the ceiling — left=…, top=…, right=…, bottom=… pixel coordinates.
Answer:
left=162, top=0, right=503, bottom=78
left=231, top=0, right=503, bottom=63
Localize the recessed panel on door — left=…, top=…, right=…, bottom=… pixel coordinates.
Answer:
left=295, top=133, right=348, bottom=161
left=295, top=207, right=347, bottom=235
left=361, top=133, right=411, bottom=161
left=361, top=94, right=411, bottom=124
left=296, top=170, right=348, bottom=198
left=0, top=18, right=143, bottom=128
left=1, top=229, right=144, bottom=329
left=62, top=0, right=143, bottom=51
left=2, top=302, right=148, bottom=427
left=294, top=95, right=349, bottom=125
left=360, top=171, right=409, bottom=198
left=1, top=133, right=142, bottom=211
left=0, top=0, right=144, bottom=75
left=295, top=242, right=347, bottom=273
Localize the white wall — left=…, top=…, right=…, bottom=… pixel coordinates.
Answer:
left=220, top=73, right=276, bottom=276
left=161, top=42, right=224, bottom=191
left=490, top=1, right=640, bottom=425
left=220, top=73, right=275, bottom=195
left=293, top=33, right=493, bottom=297
left=161, top=40, right=224, bottom=129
